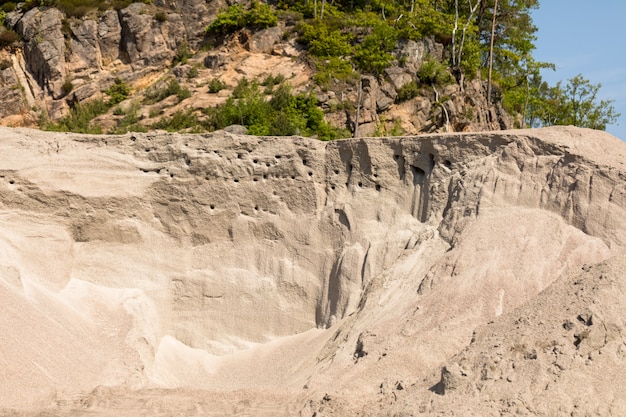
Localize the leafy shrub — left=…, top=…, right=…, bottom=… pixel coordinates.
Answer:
left=187, top=66, right=199, bottom=79
left=144, top=79, right=190, bottom=103
left=399, top=7, right=453, bottom=41
left=245, top=1, right=278, bottom=30
left=206, top=1, right=277, bottom=35
left=203, top=79, right=341, bottom=139
left=261, top=73, right=285, bottom=92
left=206, top=5, right=246, bottom=35
left=417, top=58, right=453, bottom=85
left=152, top=109, right=202, bottom=132
left=232, top=77, right=253, bottom=98
left=0, top=29, right=20, bottom=48
left=105, top=77, right=131, bottom=105
left=396, top=80, right=419, bottom=102
left=298, top=22, right=352, bottom=58
left=154, top=11, right=167, bottom=22
left=62, top=78, right=74, bottom=94
left=353, top=23, right=397, bottom=75
left=55, top=0, right=99, bottom=18
left=1, top=2, right=16, bottom=12
left=208, top=78, right=226, bottom=93
left=172, top=41, right=191, bottom=65
left=312, top=57, right=354, bottom=85
left=45, top=99, right=109, bottom=134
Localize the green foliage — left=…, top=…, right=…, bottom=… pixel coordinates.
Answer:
left=417, top=58, right=453, bottom=85
left=206, top=4, right=246, bottom=34
left=374, top=116, right=403, bottom=137
left=530, top=74, right=620, bottom=130
left=110, top=101, right=148, bottom=134
left=0, top=29, right=20, bottom=48
left=154, top=10, right=167, bottom=22
left=206, top=1, right=277, bottom=35
left=105, top=77, right=131, bottom=105
left=45, top=99, right=109, bottom=134
left=203, top=78, right=340, bottom=139
left=1, top=2, right=16, bottom=12
left=208, top=78, right=226, bottom=93
left=261, top=73, right=286, bottom=92
left=172, top=41, right=191, bottom=65
left=246, top=1, right=278, bottom=29
left=232, top=77, right=254, bottom=98
left=145, top=79, right=190, bottom=103
left=152, top=109, right=203, bottom=132
left=353, top=22, right=397, bottom=74
left=62, top=78, right=74, bottom=94
left=396, top=80, right=419, bottom=103
left=187, top=66, right=199, bottom=79
left=399, top=4, right=453, bottom=41
left=0, top=9, right=6, bottom=25
left=312, top=57, right=354, bottom=85
left=298, top=21, right=352, bottom=58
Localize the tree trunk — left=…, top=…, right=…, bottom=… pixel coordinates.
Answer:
left=487, top=0, right=498, bottom=103
left=354, top=79, right=362, bottom=138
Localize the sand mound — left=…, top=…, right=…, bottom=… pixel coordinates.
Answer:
left=1, top=126, right=625, bottom=416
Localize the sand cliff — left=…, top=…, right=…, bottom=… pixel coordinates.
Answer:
left=1, top=126, right=625, bottom=416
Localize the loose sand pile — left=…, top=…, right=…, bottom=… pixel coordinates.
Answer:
left=1, top=126, right=625, bottom=416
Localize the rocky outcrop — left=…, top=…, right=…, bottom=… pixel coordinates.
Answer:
left=16, top=7, right=66, bottom=99
left=3, top=2, right=197, bottom=120
left=1, top=126, right=626, bottom=416
left=118, top=3, right=186, bottom=67
left=0, top=2, right=513, bottom=135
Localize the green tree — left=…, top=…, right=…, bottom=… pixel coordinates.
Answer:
left=532, top=75, right=620, bottom=130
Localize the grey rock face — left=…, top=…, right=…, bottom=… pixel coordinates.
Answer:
left=98, top=10, right=122, bottom=66
left=16, top=7, right=66, bottom=99
left=118, top=3, right=186, bottom=67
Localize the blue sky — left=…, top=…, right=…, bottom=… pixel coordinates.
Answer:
left=531, top=1, right=626, bottom=140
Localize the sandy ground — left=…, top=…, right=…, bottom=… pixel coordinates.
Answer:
left=1, top=126, right=626, bottom=416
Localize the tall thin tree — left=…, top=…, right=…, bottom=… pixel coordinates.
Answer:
left=486, top=0, right=498, bottom=103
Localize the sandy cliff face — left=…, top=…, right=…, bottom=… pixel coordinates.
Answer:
left=1, top=126, right=626, bottom=416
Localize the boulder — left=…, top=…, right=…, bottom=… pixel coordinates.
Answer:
left=248, top=26, right=282, bottom=54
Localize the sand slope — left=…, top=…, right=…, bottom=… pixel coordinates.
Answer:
left=1, top=126, right=625, bottom=415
